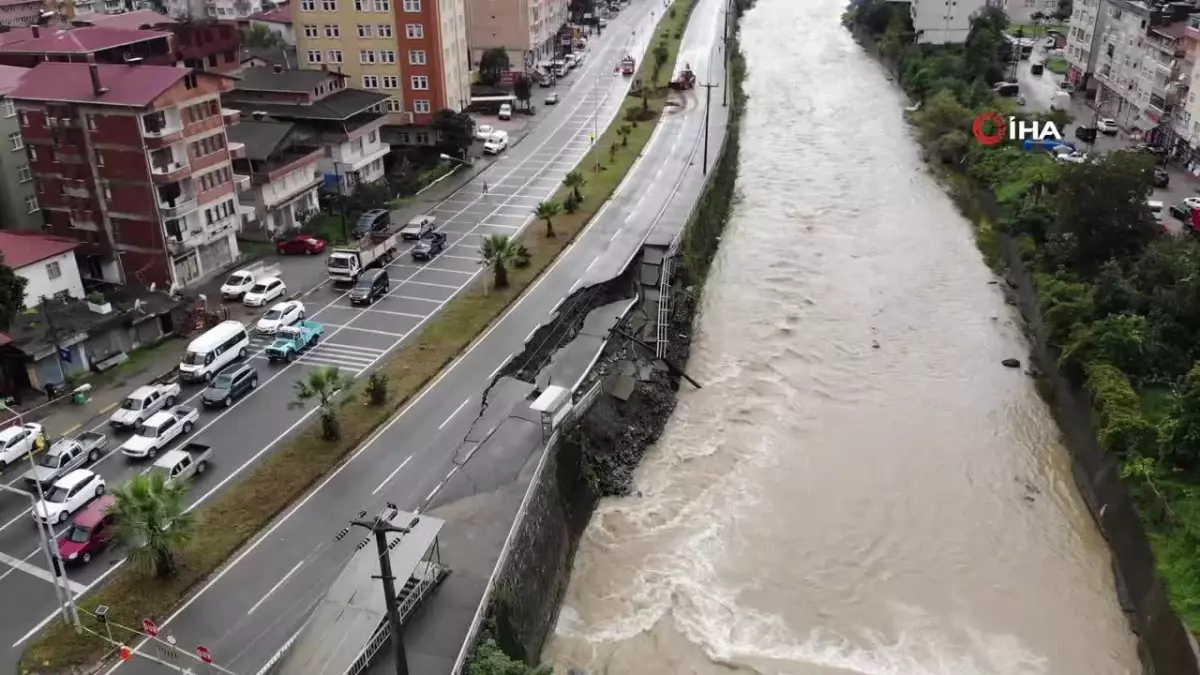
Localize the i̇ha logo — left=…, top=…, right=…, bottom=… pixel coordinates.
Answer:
left=972, top=111, right=1063, bottom=146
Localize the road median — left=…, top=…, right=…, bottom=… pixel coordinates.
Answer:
left=21, top=2, right=697, bottom=671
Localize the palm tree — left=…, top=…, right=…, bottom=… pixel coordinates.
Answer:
left=562, top=171, right=586, bottom=202
left=534, top=200, right=562, bottom=238
left=618, top=123, right=633, bottom=147
left=479, top=234, right=522, bottom=289
left=289, top=366, right=353, bottom=440
left=109, top=473, right=195, bottom=578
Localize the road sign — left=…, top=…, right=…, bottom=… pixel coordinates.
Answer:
left=141, top=618, right=158, bottom=637
left=197, top=645, right=213, bottom=664
left=118, top=645, right=133, bottom=661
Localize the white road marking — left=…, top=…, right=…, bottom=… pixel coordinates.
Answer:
left=0, top=548, right=85, bottom=593
left=440, top=255, right=478, bottom=262
left=356, top=307, right=429, bottom=319
left=313, top=323, right=407, bottom=338
left=525, top=326, right=540, bottom=342
left=550, top=297, right=565, bottom=314
left=246, top=559, right=305, bottom=616
left=371, top=455, right=412, bottom=496
left=586, top=259, right=597, bottom=273
left=390, top=294, right=443, bottom=304
left=609, top=230, right=621, bottom=243
left=488, top=355, right=512, bottom=381
left=425, top=483, right=442, bottom=503
left=406, top=281, right=461, bottom=290
left=418, top=267, right=475, bottom=276
left=438, top=398, right=471, bottom=430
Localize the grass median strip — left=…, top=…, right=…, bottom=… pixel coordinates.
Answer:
left=22, top=1, right=696, bottom=670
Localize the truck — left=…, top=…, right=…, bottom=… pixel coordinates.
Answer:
left=400, top=214, right=437, bottom=240
left=146, top=443, right=212, bottom=489
left=266, top=321, right=324, bottom=362
left=670, top=64, right=696, bottom=90
left=110, top=381, right=181, bottom=431
left=22, top=432, right=108, bottom=491
left=120, top=406, right=198, bottom=460
left=220, top=262, right=282, bottom=301
left=620, top=56, right=636, bottom=76
left=327, top=228, right=402, bottom=285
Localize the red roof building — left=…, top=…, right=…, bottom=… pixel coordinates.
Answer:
left=0, top=231, right=79, bottom=268
left=0, top=25, right=174, bottom=68
left=11, top=60, right=247, bottom=289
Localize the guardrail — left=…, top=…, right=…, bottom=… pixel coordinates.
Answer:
left=655, top=234, right=681, bottom=359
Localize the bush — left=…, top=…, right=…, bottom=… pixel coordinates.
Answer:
left=563, top=192, right=580, bottom=213
left=364, top=370, right=389, bottom=406
left=1085, top=362, right=1158, bottom=457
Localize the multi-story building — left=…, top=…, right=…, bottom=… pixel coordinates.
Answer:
left=10, top=59, right=244, bottom=289
left=72, top=12, right=243, bottom=75
left=1065, top=0, right=1110, bottom=91
left=465, top=0, right=566, bottom=67
left=1003, top=0, right=1063, bottom=25
left=0, top=0, right=46, bottom=28
left=249, top=5, right=296, bottom=44
left=227, top=118, right=321, bottom=234
left=1180, top=15, right=1200, bottom=159
left=906, top=0, right=990, bottom=43
left=0, top=64, right=40, bottom=230
left=0, top=25, right=175, bottom=69
left=223, top=66, right=390, bottom=191
left=292, top=0, right=468, bottom=129
left=164, top=0, right=263, bottom=21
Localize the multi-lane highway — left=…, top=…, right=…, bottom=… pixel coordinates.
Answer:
left=0, top=1, right=669, bottom=667
left=75, top=0, right=733, bottom=670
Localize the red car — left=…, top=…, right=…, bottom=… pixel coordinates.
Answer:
left=276, top=235, right=326, bottom=256
left=58, top=495, right=115, bottom=565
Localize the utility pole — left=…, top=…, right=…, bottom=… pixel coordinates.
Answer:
left=351, top=510, right=419, bottom=675
left=700, top=82, right=718, bottom=175
left=722, top=0, right=731, bottom=107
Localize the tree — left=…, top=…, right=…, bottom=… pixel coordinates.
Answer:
left=652, top=41, right=670, bottom=84
left=562, top=170, right=586, bottom=202
left=617, top=123, right=633, bottom=146
left=242, top=24, right=284, bottom=49
left=431, top=109, right=475, bottom=159
left=109, top=473, right=195, bottom=578
left=479, top=48, right=511, bottom=86
left=534, top=200, right=562, bottom=237
left=911, top=90, right=971, bottom=143
left=1054, top=151, right=1158, bottom=274
left=468, top=640, right=552, bottom=675
left=290, top=366, right=353, bottom=440
left=513, top=76, right=532, bottom=110
left=0, top=253, right=26, bottom=331
left=479, top=234, right=522, bottom=289
left=1058, top=312, right=1149, bottom=379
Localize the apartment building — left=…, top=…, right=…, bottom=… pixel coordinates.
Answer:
left=1065, top=0, right=1109, bottom=90
left=0, top=0, right=46, bottom=28
left=227, top=119, right=321, bottom=234
left=72, top=13, right=243, bottom=75
left=466, top=0, right=567, bottom=66
left=0, top=65, right=39, bottom=230
left=222, top=66, right=389, bottom=192
left=10, top=60, right=243, bottom=289
left=249, top=5, right=296, bottom=44
left=1003, top=0, right=1064, bottom=25
left=164, top=0, right=263, bottom=20
left=907, top=0, right=991, bottom=43
left=292, top=0, right=468, bottom=128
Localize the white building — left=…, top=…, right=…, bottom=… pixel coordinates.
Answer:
left=1065, top=0, right=1110, bottom=90
left=248, top=4, right=295, bottom=44
left=321, top=121, right=388, bottom=193
left=1003, top=0, right=1064, bottom=26
left=466, top=0, right=569, bottom=65
left=227, top=120, right=322, bottom=235
left=0, top=232, right=84, bottom=305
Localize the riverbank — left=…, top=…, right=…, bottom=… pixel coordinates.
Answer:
left=844, top=2, right=1200, bottom=673
left=460, top=6, right=750, bottom=675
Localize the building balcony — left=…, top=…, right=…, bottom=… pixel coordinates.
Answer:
left=159, top=196, right=198, bottom=219
left=222, top=108, right=241, bottom=126
left=151, top=160, right=191, bottom=183
left=142, top=109, right=183, bottom=146
left=1146, top=102, right=1165, bottom=123
left=229, top=141, right=246, bottom=160
left=234, top=173, right=250, bottom=192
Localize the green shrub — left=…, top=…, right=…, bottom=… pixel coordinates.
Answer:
left=1085, top=362, right=1158, bottom=457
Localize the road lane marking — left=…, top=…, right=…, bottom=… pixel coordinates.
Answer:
left=390, top=294, right=443, bottom=303
left=609, top=230, right=620, bottom=243
left=0, top=548, right=85, bottom=593
left=586, top=259, right=597, bottom=273
left=315, top=323, right=407, bottom=337
left=525, top=326, right=540, bottom=342
left=356, top=307, right=428, bottom=319
left=371, top=455, right=412, bottom=496
left=246, top=559, right=305, bottom=616
left=550, top=297, right=565, bottom=314
left=488, top=355, right=512, bottom=381
left=406, top=281, right=461, bottom=290
left=438, top=398, right=471, bottom=430
left=440, top=255, right=478, bottom=262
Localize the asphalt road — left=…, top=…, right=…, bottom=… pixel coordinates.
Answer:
left=0, top=2, right=672, bottom=668
left=70, top=0, right=732, bottom=672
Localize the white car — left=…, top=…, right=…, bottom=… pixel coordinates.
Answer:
left=545, top=92, right=559, bottom=105
left=256, top=301, right=305, bottom=334
left=0, top=422, right=44, bottom=472
left=1056, top=151, right=1089, bottom=164
left=498, top=103, right=512, bottom=120
left=32, top=469, right=105, bottom=525
left=475, top=124, right=494, bottom=141
left=220, top=270, right=256, bottom=300
left=242, top=277, right=286, bottom=307
left=1097, top=118, right=1119, bottom=134
left=483, top=135, right=508, bottom=155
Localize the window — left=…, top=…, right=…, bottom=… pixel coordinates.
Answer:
left=24, top=195, right=37, bottom=213
left=373, top=0, right=389, bottom=9
left=8, top=132, right=21, bottom=151
left=303, top=23, right=318, bottom=36
left=405, top=23, right=423, bottom=38
left=85, top=114, right=97, bottom=130
left=307, top=50, right=323, bottom=63
left=324, top=24, right=339, bottom=36
left=415, top=131, right=429, bottom=144
left=354, top=0, right=364, bottom=8
left=380, top=50, right=396, bottom=63
left=386, top=98, right=403, bottom=112
left=357, top=23, right=373, bottom=37
left=377, top=23, right=392, bottom=36
left=402, top=0, right=419, bottom=9
left=363, top=75, right=380, bottom=88
left=95, top=150, right=104, bottom=166
left=413, top=99, right=431, bottom=113
left=328, top=50, right=343, bottom=63
left=46, top=261, right=60, bottom=280
left=1, top=99, right=14, bottom=117
left=27, top=146, right=35, bottom=161
left=408, top=49, right=426, bottom=65
left=381, top=75, right=398, bottom=88
left=16, top=164, right=29, bottom=182
left=411, top=75, right=429, bottom=90
left=17, top=111, right=25, bottom=127
left=300, top=0, right=315, bottom=9
left=321, top=0, right=336, bottom=9
left=360, top=50, right=376, bottom=63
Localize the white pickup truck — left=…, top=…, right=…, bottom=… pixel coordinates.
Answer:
left=147, top=443, right=212, bottom=489
left=120, top=406, right=198, bottom=459
left=109, top=381, right=180, bottom=431
left=0, top=422, right=44, bottom=472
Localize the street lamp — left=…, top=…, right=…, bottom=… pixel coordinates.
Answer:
left=438, top=153, right=472, bottom=166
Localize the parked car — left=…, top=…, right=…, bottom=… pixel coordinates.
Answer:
left=0, top=422, right=44, bottom=473
left=412, top=232, right=447, bottom=261
left=475, top=124, right=495, bottom=141
left=545, top=92, right=559, bottom=105
left=1097, top=118, right=1119, bottom=134
left=1170, top=197, right=1200, bottom=221
left=32, top=469, right=105, bottom=525
left=1074, top=125, right=1097, bottom=143
left=219, top=263, right=280, bottom=301
left=353, top=209, right=391, bottom=238
left=58, top=494, right=115, bottom=565
left=201, top=363, right=259, bottom=407
left=256, top=301, right=305, bottom=334
left=22, top=433, right=108, bottom=491
left=498, top=103, right=513, bottom=120
left=1055, top=151, right=1089, bottom=164
left=276, top=235, right=326, bottom=256
left=1153, top=167, right=1170, bottom=188
left=242, top=277, right=287, bottom=307
left=484, top=131, right=509, bottom=155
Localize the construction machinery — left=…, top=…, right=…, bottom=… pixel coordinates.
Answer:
left=669, top=64, right=696, bottom=90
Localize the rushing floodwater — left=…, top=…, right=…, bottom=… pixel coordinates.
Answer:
left=540, top=0, right=1143, bottom=673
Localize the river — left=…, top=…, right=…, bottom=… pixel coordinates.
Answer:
left=539, top=0, right=1142, bottom=672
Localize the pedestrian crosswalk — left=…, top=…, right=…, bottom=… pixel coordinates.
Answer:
left=246, top=335, right=387, bottom=375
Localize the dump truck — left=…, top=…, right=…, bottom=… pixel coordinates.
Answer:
left=327, top=228, right=402, bottom=285
left=669, top=65, right=696, bottom=90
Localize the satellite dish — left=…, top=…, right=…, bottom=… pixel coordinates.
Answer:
left=149, top=282, right=157, bottom=293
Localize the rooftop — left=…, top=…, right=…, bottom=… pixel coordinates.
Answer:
left=0, top=231, right=79, bottom=269
left=226, top=119, right=297, bottom=161
left=240, top=45, right=298, bottom=66
left=249, top=5, right=292, bottom=24
left=225, top=88, right=389, bottom=121
left=10, top=62, right=216, bottom=107
left=0, top=64, right=28, bottom=97
left=0, top=26, right=167, bottom=54
left=73, top=9, right=177, bottom=31
left=236, top=66, right=344, bottom=93
left=1, top=286, right=180, bottom=356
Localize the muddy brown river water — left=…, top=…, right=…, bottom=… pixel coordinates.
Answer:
left=540, top=0, right=1143, bottom=673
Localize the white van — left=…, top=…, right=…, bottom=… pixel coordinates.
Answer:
left=1148, top=200, right=1165, bottom=223
left=483, top=130, right=509, bottom=155
left=179, top=321, right=251, bottom=383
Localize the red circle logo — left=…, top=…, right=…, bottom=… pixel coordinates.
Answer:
left=973, top=112, right=1007, bottom=146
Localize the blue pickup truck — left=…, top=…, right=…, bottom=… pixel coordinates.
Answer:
left=266, top=320, right=324, bottom=362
